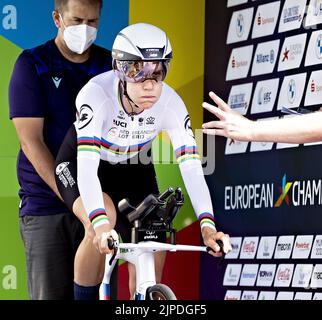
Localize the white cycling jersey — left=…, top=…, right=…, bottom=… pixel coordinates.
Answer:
left=75, top=70, right=216, bottom=231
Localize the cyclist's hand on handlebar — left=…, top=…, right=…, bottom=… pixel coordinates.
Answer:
left=93, top=225, right=119, bottom=254
left=202, top=227, right=232, bottom=257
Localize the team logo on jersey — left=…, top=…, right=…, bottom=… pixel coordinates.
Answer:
left=184, top=115, right=194, bottom=138
left=78, top=104, right=94, bottom=130
left=146, top=117, right=155, bottom=125
left=55, top=162, right=69, bottom=175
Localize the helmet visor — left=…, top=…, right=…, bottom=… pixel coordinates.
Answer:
left=114, top=60, right=170, bottom=83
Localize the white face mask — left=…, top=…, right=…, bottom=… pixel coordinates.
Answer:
left=59, top=14, right=97, bottom=54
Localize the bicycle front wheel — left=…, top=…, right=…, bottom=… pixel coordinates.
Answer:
left=146, top=284, right=177, bottom=300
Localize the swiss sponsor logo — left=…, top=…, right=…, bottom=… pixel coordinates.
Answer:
left=304, top=70, right=322, bottom=106
left=291, top=264, right=313, bottom=288
left=227, top=0, right=248, bottom=8
left=257, top=237, right=277, bottom=259
left=228, top=83, right=253, bottom=115
left=278, top=0, right=306, bottom=33
left=304, top=31, right=322, bottom=67
left=251, top=40, right=280, bottom=76
left=240, top=237, right=259, bottom=259
left=225, top=237, right=242, bottom=259
left=226, top=45, right=254, bottom=81
left=310, top=264, right=322, bottom=288
left=277, top=73, right=307, bottom=111
left=292, top=235, right=314, bottom=259
left=310, top=235, right=322, bottom=258
left=241, top=291, right=258, bottom=300
left=305, top=0, right=322, bottom=27
left=227, top=8, right=254, bottom=44
left=276, top=291, right=294, bottom=300
left=274, top=235, right=294, bottom=259
left=256, top=264, right=276, bottom=287
left=239, top=264, right=259, bottom=286
left=251, top=78, right=279, bottom=114
left=251, top=1, right=280, bottom=39
left=274, top=264, right=294, bottom=287
left=223, top=264, right=242, bottom=286
left=277, top=33, right=307, bottom=71
left=258, top=291, right=276, bottom=300
left=224, top=290, right=241, bottom=300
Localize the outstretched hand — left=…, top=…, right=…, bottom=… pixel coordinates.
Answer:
left=202, top=91, right=255, bottom=142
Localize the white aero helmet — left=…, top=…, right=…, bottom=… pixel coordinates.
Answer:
left=112, top=23, right=173, bottom=83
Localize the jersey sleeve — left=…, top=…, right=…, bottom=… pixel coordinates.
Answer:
left=75, top=82, right=110, bottom=229
left=162, top=90, right=217, bottom=231
left=9, top=51, right=46, bottom=119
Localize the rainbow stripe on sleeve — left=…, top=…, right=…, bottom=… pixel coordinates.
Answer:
left=175, top=145, right=201, bottom=164
left=89, top=208, right=109, bottom=228
left=77, top=136, right=102, bottom=155
left=199, top=212, right=216, bottom=230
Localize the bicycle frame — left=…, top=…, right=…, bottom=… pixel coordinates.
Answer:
left=99, top=241, right=208, bottom=300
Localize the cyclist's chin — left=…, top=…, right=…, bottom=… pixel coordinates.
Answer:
left=139, top=101, right=156, bottom=110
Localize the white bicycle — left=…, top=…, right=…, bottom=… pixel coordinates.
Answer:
left=99, top=187, right=224, bottom=300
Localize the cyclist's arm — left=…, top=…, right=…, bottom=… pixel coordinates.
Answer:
left=162, top=91, right=217, bottom=232
left=75, top=82, right=111, bottom=231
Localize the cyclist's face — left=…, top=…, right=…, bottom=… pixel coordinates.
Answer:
left=126, top=80, right=163, bottom=110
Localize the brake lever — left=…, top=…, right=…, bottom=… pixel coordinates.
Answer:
left=107, top=237, right=118, bottom=266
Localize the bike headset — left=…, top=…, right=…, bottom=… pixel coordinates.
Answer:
left=111, top=23, right=173, bottom=115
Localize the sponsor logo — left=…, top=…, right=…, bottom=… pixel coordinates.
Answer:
left=108, top=127, right=119, bottom=137
left=227, top=8, right=253, bottom=44
left=311, top=236, right=322, bottom=258
left=113, top=119, right=127, bottom=128
left=224, top=290, right=241, bottom=300
left=292, top=264, right=313, bottom=288
left=118, top=110, right=125, bottom=120
left=146, top=116, right=155, bottom=125
left=305, top=31, right=322, bottom=67
left=256, top=265, right=276, bottom=287
left=292, top=235, right=314, bottom=259
left=252, top=1, right=281, bottom=39
left=223, top=264, right=242, bottom=286
left=52, top=77, right=62, bottom=89
left=184, top=115, right=194, bottom=138
left=225, top=237, right=242, bottom=259
left=251, top=78, right=279, bottom=114
left=278, top=34, right=307, bottom=71
left=240, top=264, right=259, bottom=286
left=55, top=162, right=75, bottom=188
left=257, top=237, right=277, bottom=259
left=274, top=264, right=294, bottom=287
left=228, top=83, right=253, bottom=115
left=305, top=71, right=322, bottom=106
left=277, top=73, right=307, bottom=110
left=78, top=104, right=94, bottom=130
left=278, top=0, right=306, bottom=33
left=310, top=265, right=322, bottom=288
left=226, top=45, right=253, bottom=81
left=274, top=236, right=294, bottom=259
left=241, top=291, right=258, bottom=300
left=305, top=0, right=322, bottom=27
left=258, top=291, right=276, bottom=300
left=240, top=237, right=259, bottom=259
left=251, top=40, right=279, bottom=76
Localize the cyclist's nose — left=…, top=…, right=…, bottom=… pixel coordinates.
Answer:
left=142, top=79, right=157, bottom=90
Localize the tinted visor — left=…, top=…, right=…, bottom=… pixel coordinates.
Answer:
left=115, top=60, right=170, bottom=83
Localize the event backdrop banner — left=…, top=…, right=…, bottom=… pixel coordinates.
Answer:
left=202, top=0, right=322, bottom=300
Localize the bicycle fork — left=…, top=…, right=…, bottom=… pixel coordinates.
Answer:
left=100, top=248, right=158, bottom=300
